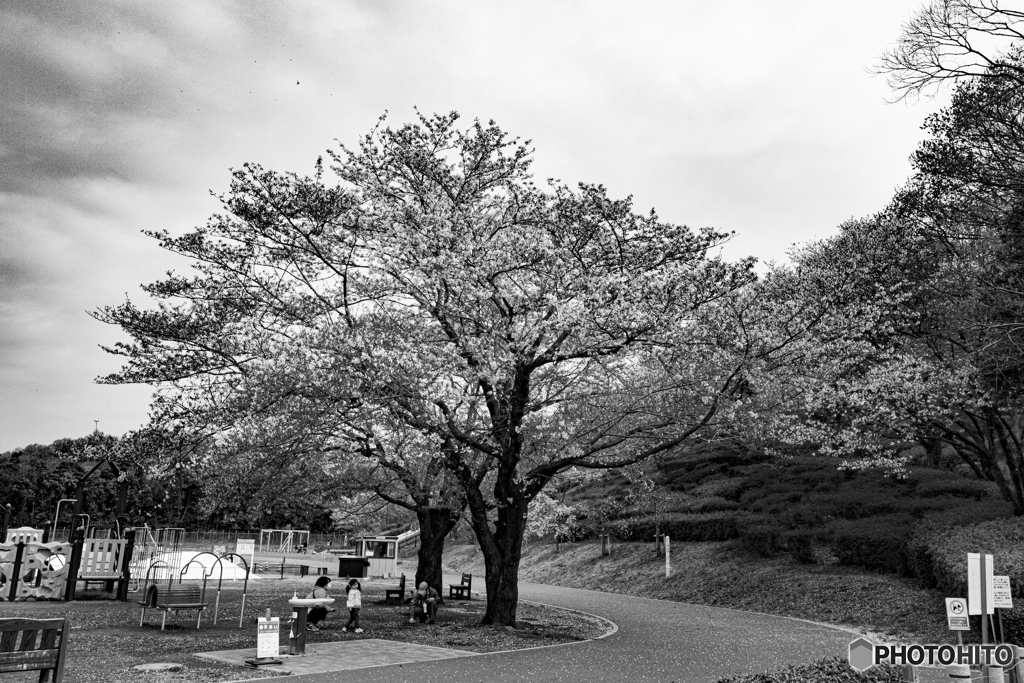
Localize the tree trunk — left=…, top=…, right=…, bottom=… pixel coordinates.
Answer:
left=477, top=508, right=525, bottom=626
left=414, top=507, right=458, bottom=600
left=460, top=467, right=527, bottom=627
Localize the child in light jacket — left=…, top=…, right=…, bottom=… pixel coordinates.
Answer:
left=343, top=579, right=362, bottom=633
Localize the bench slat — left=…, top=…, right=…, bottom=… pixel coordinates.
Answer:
left=155, top=603, right=207, bottom=609
left=0, top=619, right=66, bottom=634
left=0, top=648, right=59, bottom=670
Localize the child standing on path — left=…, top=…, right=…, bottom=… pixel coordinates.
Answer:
left=343, top=579, right=363, bottom=633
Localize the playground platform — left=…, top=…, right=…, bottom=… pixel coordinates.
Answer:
left=196, top=638, right=476, bottom=678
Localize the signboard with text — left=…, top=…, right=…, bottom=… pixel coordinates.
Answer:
left=945, top=597, right=970, bottom=631
left=256, top=617, right=280, bottom=659
left=993, top=575, right=1013, bottom=610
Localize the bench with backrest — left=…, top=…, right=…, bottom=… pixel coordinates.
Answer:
left=384, top=574, right=406, bottom=605
left=139, top=584, right=208, bottom=631
left=0, top=617, right=69, bottom=683
left=448, top=573, right=472, bottom=600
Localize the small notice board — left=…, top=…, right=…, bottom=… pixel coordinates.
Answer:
left=256, top=617, right=280, bottom=658
left=993, top=575, right=1013, bottom=610
left=945, top=597, right=970, bottom=631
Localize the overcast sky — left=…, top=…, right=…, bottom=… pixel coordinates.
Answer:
left=0, top=0, right=949, bottom=452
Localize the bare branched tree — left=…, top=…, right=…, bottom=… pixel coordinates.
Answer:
left=874, top=0, right=1024, bottom=99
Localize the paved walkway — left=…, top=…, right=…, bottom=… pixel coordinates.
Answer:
left=215, top=574, right=862, bottom=682
left=198, top=639, right=477, bottom=677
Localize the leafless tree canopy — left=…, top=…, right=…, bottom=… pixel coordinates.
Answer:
left=875, top=0, right=1024, bottom=99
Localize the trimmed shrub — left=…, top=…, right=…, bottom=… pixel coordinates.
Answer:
left=783, top=529, right=818, bottom=564
left=742, top=523, right=785, bottom=558
left=914, top=517, right=1024, bottom=598
left=613, top=512, right=746, bottom=543
left=1003, top=609, right=1024, bottom=647
left=827, top=514, right=917, bottom=574
left=682, top=497, right=740, bottom=513
left=913, top=478, right=991, bottom=501
left=716, top=656, right=904, bottom=683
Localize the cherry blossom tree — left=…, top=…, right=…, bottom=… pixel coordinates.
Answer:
left=94, top=112, right=756, bottom=624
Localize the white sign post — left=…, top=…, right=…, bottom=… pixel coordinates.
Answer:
left=665, top=535, right=671, bottom=578
left=968, top=553, right=995, bottom=616
left=968, top=553, right=996, bottom=683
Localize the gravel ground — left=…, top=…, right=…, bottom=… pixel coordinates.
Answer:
left=0, top=575, right=608, bottom=683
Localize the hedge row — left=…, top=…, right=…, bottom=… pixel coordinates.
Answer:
left=735, top=501, right=1013, bottom=576
left=907, top=517, right=1024, bottom=595
left=716, top=657, right=904, bottom=683
left=611, top=512, right=745, bottom=542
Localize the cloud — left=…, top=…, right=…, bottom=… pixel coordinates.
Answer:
left=0, top=0, right=949, bottom=451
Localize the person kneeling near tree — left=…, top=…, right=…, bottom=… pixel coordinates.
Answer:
left=306, top=576, right=334, bottom=631
left=409, top=582, right=440, bottom=624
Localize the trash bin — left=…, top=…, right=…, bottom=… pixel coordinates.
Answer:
left=300, top=565, right=309, bottom=577
left=337, top=557, right=370, bottom=578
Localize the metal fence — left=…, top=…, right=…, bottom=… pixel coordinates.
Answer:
left=177, top=530, right=355, bottom=551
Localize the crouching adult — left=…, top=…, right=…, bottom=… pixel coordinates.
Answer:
left=409, top=582, right=440, bottom=624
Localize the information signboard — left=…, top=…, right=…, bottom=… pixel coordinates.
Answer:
left=945, top=597, right=970, bottom=631
left=256, top=617, right=280, bottom=659
left=993, top=575, right=1013, bottom=610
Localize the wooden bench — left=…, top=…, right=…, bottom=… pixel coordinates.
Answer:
left=448, top=573, right=472, bottom=600
left=0, top=617, right=69, bottom=682
left=384, top=574, right=406, bottom=605
left=139, top=584, right=208, bottom=631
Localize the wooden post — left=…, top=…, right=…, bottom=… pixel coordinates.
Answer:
left=665, top=536, right=671, bottom=578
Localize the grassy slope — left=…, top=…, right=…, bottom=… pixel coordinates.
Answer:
left=444, top=540, right=951, bottom=644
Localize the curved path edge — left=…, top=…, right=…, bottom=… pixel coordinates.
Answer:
left=220, top=594, right=618, bottom=683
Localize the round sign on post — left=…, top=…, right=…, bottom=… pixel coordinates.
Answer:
left=946, top=597, right=970, bottom=631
